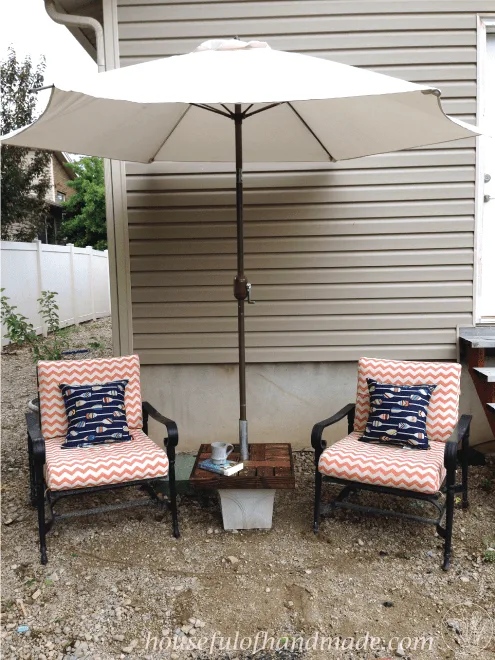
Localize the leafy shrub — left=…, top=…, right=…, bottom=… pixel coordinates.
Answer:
left=1, top=289, right=68, bottom=360
left=32, top=291, right=68, bottom=361
left=38, top=291, right=60, bottom=334
left=0, top=288, right=36, bottom=346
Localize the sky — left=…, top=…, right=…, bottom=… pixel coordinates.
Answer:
left=1, top=0, right=97, bottom=113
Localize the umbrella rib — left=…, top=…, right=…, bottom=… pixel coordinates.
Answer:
left=241, top=104, right=254, bottom=117
left=220, top=104, right=235, bottom=117
left=243, top=102, right=283, bottom=118
left=30, top=84, right=55, bottom=93
left=147, top=105, right=192, bottom=163
left=287, top=102, right=336, bottom=162
left=191, top=103, right=234, bottom=119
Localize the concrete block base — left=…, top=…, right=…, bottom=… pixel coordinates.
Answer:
left=219, top=489, right=276, bottom=529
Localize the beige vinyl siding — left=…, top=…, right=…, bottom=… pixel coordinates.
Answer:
left=118, top=0, right=483, bottom=365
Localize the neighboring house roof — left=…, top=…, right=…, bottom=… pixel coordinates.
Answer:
left=52, top=0, right=102, bottom=61
left=54, top=150, right=76, bottom=174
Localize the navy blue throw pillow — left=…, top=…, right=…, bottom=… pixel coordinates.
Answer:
left=59, top=380, right=131, bottom=448
left=359, top=378, right=436, bottom=450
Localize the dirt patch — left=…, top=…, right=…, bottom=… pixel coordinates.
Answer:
left=1, top=319, right=495, bottom=660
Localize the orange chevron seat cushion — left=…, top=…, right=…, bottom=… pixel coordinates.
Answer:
left=318, top=431, right=446, bottom=495
left=44, top=429, right=169, bottom=491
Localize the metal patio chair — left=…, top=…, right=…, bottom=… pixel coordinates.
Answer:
left=312, top=357, right=471, bottom=570
left=26, top=354, right=179, bottom=564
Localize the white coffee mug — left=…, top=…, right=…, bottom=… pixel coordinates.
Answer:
left=211, top=441, right=234, bottom=464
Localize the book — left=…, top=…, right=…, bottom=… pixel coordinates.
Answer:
left=199, top=458, right=244, bottom=476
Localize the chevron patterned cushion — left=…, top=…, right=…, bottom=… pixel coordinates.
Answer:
left=44, top=429, right=169, bottom=490
left=354, top=357, right=461, bottom=443
left=38, top=355, right=143, bottom=439
left=318, top=431, right=446, bottom=494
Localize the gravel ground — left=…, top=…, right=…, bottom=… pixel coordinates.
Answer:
left=1, top=318, right=495, bottom=660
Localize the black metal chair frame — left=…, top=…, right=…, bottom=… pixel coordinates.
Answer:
left=312, top=403, right=471, bottom=570
left=27, top=400, right=179, bottom=565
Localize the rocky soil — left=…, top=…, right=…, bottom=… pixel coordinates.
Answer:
left=1, top=318, right=494, bottom=660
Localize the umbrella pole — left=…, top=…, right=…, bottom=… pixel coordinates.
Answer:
left=233, top=104, right=249, bottom=461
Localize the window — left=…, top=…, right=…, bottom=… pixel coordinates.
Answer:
left=56, top=191, right=66, bottom=202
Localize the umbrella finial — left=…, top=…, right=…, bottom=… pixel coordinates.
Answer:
left=194, top=39, right=270, bottom=52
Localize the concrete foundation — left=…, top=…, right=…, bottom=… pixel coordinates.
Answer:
left=140, top=362, right=492, bottom=452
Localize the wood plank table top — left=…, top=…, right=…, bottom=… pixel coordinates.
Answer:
left=189, top=443, right=295, bottom=490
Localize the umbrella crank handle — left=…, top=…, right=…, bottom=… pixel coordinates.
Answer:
left=233, top=276, right=255, bottom=303
left=246, top=282, right=256, bottom=304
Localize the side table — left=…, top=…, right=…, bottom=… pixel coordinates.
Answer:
left=190, top=443, right=295, bottom=529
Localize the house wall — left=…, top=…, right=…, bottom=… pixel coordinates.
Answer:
left=51, top=155, right=76, bottom=201
left=111, top=0, right=493, bottom=449
left=141, top=362, right=492, bottom=451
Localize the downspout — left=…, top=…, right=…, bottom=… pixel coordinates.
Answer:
left=44, top=0, right=128, bottom=355
left=44, top=0, right=105, bottom=72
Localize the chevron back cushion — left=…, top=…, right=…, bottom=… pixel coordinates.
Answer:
left=354, top=357, right=461, bottom=443
left=38, top=355, right=142, bottom=439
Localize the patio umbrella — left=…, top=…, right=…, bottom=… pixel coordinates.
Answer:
left=2, top=38, right=479, bottom=460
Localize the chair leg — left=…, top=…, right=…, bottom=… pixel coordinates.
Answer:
left=314, top=468, right=322, bottom=534
left=461, top=434, right=469, bottom=509
left=168, top=452, right=180, bottom=538
left=36, top=468, right=47, bottom=565
left=29, top=457, right=37, bottom=507
left=27, top=432, right=37, bottom=507
left=443, top=482, right=455, bottom=571
left=461, top=456, right=469, bottom=509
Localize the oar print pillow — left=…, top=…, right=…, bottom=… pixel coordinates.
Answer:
left=59, top=379, right=131, bottom=448
left=359, top=378, right=436, bottom=450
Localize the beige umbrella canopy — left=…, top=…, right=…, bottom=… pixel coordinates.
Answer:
left=2, top=38, right=479, bottom=459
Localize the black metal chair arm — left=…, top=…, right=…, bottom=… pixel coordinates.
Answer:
left=311, top=403, right=356, bottom=452
left=443, top=414, right=472, bottom=470
left=142, top=401, right=179, bottom=447
left=26, top=411, right=46, bottom=465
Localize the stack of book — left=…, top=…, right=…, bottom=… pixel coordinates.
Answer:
left=199, top=458, right=244, bottom=476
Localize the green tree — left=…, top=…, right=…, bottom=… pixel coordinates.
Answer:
left=61, top=156, right=107, bottom=250
left=1, top=47, right=51, bottom=241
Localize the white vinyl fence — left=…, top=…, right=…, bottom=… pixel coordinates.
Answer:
left=1, top=240, right=111, bottom=345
